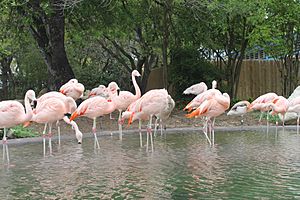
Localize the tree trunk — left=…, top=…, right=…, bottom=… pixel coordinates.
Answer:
left=0, top=56, right=13, bottom=100
left=28, top=0, right=75, bottom=90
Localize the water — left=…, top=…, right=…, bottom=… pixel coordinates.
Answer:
left=1, top=129, right=300, bottom=199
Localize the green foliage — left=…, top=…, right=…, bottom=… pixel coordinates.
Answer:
left=254, top=111, right=280, bottom=124
left=169, top=47, right=222, bottom=100
left=11, top=126, right=39, bottom=138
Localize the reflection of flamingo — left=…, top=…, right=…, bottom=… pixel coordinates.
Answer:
left=108, top=70, right=141, bottom=139
left=0, top=90, right=36, bottom=162
left=60, top=79, right=85, bottom=101
left=186, top=93, right=230, bottom=145
left=30, top=96, right=77, bottom=156
left=183, top=82, right=208, bottom=95
left=184, top=80, right=220, bottom=112
left=288, top=97, right=300, bottom=134
left=70, top=96, right=116, bottom=149
left=227, top=101, right=251, bottom=125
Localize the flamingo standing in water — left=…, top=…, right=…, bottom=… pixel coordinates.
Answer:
left=34, top=91, right=82, bottom=145
left=186, top=92, right=230, bottom=145
left=227, top=101, right=251, bottom=125
left=60, top=79, right=85, bottom=101
left=70, top=96, right=117, bottom=149
left=0, top=90, right=36, bottom=162
left=108, top=70, right=141, bottom=139
left=184, top=80, right=221, bottom=112
left=128, top=89, right=169, bottom=151
left=183, top=82, right=208, bottom=95
left=29, top=96, right=77, bottom=155
left=287, top=96, right=300, bottom=134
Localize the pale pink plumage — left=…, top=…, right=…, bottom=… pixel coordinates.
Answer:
left=183, top=82, right=208, bottom=95
left=60, top=79, right=85, bottom=100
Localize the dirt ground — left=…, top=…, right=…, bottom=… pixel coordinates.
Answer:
left=26, top=108, right=267, bottom=136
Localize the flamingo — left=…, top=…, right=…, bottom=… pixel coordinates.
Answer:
left=34, top=91, right=81, bottom=145
left=128, top=89, right=169, bottom=151
left=183, top=82, right=208, bottom=95
left=108, top=70, right=141, bottom=139
left=186, top=93, right=230, bottom=145
left=287, top=96, right=300, bottom=134
left=249, top=92, right=278, bottom=124
left=262, top=96, right=289, bottom=132
left=69, top=96, right=117, bottom=149
left=60, top=79, right=85, bottom=101
left=29, top=96, right=77, bottom=155
left=227, top=101, right=251, bottom=125
left=154, top=94, right=175, bottom=136
left=0, top=90, right=36, bottom=162
left=89, top=85, right=109, bottom=98
left=184, top=80, right=221, bottom=112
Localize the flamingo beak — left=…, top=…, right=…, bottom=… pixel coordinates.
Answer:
left=128, top=112, right=134, bottom=126
left=70, top=111, right=79, bottom=121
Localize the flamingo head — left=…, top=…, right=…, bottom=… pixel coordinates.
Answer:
left=132, top=70, right=141, bottom=77
left=76, top=130, right=83, bottom=144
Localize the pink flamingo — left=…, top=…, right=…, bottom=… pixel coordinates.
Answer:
left=0, top=90, right=36, bottom=162
left=287, top=97, right=300, bottom=134
left=69, top=96, right=117, bottom=149
left=262, top=96, right=289, bottom=132
left=184, top=80, right=221, bottom=112
left=89, top=85, right=108, bottom=98
left=186, top=93, right=230, bottom=145
left=108, top=70, right=141, bottom=139
left=34, top=91, right=81, bottom=145
left=60, top=79, right=85, bottom=101
left=128, top=89, right=169, bottom=151
left=29, top=96, right=77, bottom=155
left=183, top=82, right=208, bottom=95
left=227, top=101, right=251, bottom=125
left=249, top=92, right=278, bottom=124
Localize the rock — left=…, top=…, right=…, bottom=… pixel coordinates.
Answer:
left=279, top=86, right=300, bottom=123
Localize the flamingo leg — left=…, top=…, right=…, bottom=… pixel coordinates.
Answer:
left=139, top=120, right=142, bottom=147
left=110, top=113, right=114, bottom=120
left=48, top=123, right=53, bottom=155
left=282, top=114, right=285, bottom=133
left=160, top=119, right=163, bottom=136
left=118, top=110, right=123, bottom=140
left=149, top=115, right=154, bottom=152
left=203, top=118, right=211, bottom=145
left=212, top=117, right=215, bottom=145
left=56, top=120, right=61, bottom=147
left=297, top=116, right=299, bottom=134
left=42, top=123, right=47, bottom=156
left=154, top=118, right=159, bottom=137
left=258, top=112, right=263, bottom=124
left=93, top=118, right=100, bottom=149
left=2, top=128, right=9, bottom=163
left=267, top=112, right=269, bottom=131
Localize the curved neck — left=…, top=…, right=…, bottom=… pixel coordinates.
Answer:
left=132, top=74, right=141, bottom=99
left=23, top=94, right=33, bottom=123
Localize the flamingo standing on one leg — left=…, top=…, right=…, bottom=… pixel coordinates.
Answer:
left=287, top=96, right=300, bottom=134
left=29, top=96, right=77, bottom=156
left=227, top=101, right=251, bottom=125
left=186, top=93, right=230, bottom=145
left=183, top=82, right=208, bottom=95
left=69, top=96, right=117, bottom=149
left=0, top=90, right=36, bottom=163
left=108, top=70, right=141, bottom=139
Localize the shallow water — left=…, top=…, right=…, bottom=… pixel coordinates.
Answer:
left=1, top=129, right=300, bottom=199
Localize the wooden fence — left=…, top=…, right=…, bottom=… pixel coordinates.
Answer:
left=146, top=60, right=284, bottom=99
left=236, top=60, right=283, bottom=100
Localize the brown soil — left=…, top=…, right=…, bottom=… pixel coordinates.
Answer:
left=27, top=108, right=264, bottom=136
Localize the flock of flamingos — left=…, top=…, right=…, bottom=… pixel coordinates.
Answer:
left=1, top=69, right=300, bottom=162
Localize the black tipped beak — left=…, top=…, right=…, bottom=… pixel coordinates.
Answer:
left=117, top=89, right=120, bottom=95
left=78, top=142, right=82, bottom=144
left=64, top=113, right=72, bottom=117
left=33, top=100, right=37, bottom=108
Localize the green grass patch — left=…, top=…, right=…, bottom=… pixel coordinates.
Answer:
left=254, top=111, right=280, bottom=123
left=10, top=125, right=39, bottom=138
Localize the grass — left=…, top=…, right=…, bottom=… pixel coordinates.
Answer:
left=1, top=125, right=40, bottom=139
left=254, top=111, right=280, bottom=123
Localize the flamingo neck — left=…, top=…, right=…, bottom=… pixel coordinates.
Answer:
left=132, top=73, right=141, bottom=100
left=23, top=93, right=33, bottom=123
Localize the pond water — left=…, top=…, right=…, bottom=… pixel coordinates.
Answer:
left=1, top=129, right=300, bottom=199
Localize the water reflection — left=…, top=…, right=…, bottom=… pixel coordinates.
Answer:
left=0, top=130, right=300, bottom=199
